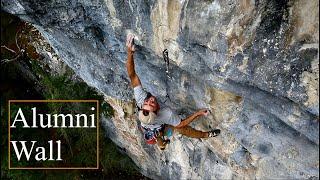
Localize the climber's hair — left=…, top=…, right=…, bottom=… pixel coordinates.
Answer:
left=141, top=92, right=157, bottom=115
left=144, top=92, right=153, bottom=101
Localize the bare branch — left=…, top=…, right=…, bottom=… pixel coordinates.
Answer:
left=1, top=54, right=21, bottom=64
left=15, top=30, right=21, bottom=52
left=1, top=45, right=17, bottom=54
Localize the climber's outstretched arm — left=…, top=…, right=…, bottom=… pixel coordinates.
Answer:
left=175, top=109, right=209, bottom=128
left=126, top=34, right=141, bottom=88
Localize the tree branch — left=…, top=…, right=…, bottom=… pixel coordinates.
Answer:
left=1, top=45, right=17, bottom=54
left=0, top=54, right=21, bottom=64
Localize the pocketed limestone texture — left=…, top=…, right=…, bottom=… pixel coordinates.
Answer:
left=2, top=0, right=318, bottom=179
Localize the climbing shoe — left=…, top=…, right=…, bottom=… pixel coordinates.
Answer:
left=208, top=129, right=221, bottom=137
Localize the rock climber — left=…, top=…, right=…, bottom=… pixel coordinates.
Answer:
left=125, top=34, right=220, bottom=150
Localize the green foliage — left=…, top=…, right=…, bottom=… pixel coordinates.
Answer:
left=1, top=60, right=141, bottom=179
left=1, top=11, right=142, bottom=179
left=100, top=135, right=138, bottom=176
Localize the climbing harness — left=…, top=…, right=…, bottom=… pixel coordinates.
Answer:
left=138, top=123, right=173, bottom=148
left=139, top=125, right=164, bottom=145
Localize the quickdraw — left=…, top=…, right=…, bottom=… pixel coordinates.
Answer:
left=162, top=49, right=171, bottom=103
left=163, top=49, right=170, bottom=78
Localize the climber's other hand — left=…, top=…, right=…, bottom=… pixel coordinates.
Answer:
left=197, top=109, right=210, bottom=116
left=126, top=34, right=135, bottom=53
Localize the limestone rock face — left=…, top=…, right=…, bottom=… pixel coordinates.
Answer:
left=2, top=0, right=319, bottom=179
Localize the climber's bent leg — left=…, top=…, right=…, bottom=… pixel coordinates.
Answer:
left=174, top=125, right=209, bottom=138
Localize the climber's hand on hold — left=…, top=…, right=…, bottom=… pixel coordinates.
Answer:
left=126, top=34, right=135, bottom=53
left=197, top=109, right=210, bottom=116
